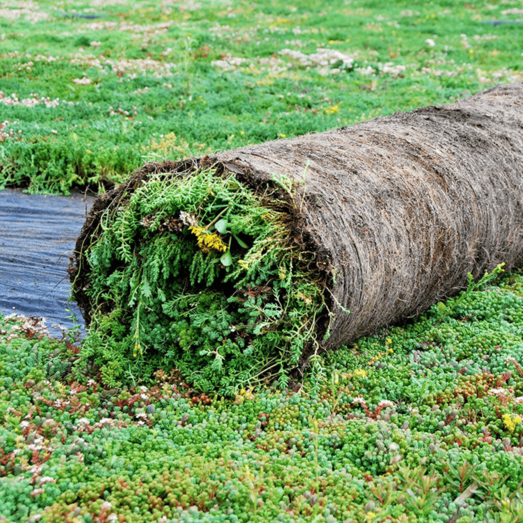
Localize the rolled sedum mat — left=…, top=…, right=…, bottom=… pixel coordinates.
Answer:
left=72, top=82, right=523, bottom=393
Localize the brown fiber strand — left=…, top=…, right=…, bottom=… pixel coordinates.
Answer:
left=72, top=82, right=523, bottom=357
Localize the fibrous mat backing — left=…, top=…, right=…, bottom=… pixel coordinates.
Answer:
left=73, top=82, right=523, bottom=393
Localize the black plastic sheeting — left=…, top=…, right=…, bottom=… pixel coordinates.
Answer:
left=0, top=189, right=93, bottom=334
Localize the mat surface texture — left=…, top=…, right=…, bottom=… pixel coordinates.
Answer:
left=0, top=190, right=93, bottom=333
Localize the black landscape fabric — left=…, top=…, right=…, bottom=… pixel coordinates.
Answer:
left=0, top=189, right=93, bottom=333
left=74, top=81, right=523, bottom=359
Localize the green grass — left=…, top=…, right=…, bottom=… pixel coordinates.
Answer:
left=1, top=0, right=522, bottom=193
left=3, top=268, right=523, bottom=522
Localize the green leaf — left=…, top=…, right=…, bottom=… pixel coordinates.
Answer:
left=141, top=275, right=152, bottom=299
left=437, top=302, right=446, bottom=312
left=215, top=219, right=228, bottom=234
left=233, top=234, right=249, bottom=249
left=220, top=250, right=233, bottom=266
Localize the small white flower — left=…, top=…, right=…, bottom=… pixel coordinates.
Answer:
left=355, top=66, right=375, bottom=76
left=382, top=63, right=406, bottom=76
left=72, top=77, right=93, bottom=85
left=425, top=39, right=436, bottom=47
left=488, top=388, right=510, bottom=397
left=90, top=41, right=102, bottom=47
left=378, top=400, right=394, bottom=408
left=179, top=211, right=198, bottom=227
left=38, top=476, right=56, bottom=484
left=136, top=413, right=147, bottom=419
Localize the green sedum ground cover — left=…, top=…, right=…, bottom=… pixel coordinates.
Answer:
left=2, top=269, right=523, bottom=521
left=1, top=0, right=523, bottom=193
left=3, top=0, right=523, bottom=521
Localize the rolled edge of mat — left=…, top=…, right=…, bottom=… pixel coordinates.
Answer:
left=72, top=82, right=523, bottom=361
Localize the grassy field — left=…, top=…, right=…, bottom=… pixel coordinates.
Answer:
left=1, top=0, right=523, bottom=193
left=3, top=0, right=523, bottom=521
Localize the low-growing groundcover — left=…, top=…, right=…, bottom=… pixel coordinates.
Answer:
left=75, top=167, right=328, bottom=394
left=2, top=268, right=523, bottom=522
left=3, top=0, right=523, bottom=521
left=2, top=0, right=523, bottom=193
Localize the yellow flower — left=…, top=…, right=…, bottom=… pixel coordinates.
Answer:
left=325, top=105, right=340, bottom=115
left=189, top=226, right=228, bottom=253
left=238, top=260, right=249, bottom=270
left=503, top=413, right=521, bottom=433
left=278, top=133, right=286, bottom=138
left=354, top=369, right=367, bottom=378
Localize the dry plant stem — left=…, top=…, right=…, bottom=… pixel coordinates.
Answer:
left=73, top=82, right=523, bottom=363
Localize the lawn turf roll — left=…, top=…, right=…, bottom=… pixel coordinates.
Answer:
left=72, top=82, right=523, bottom=391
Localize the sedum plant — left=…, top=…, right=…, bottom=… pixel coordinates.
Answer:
left=79, top=168, right=328, bottom=393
